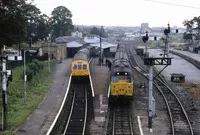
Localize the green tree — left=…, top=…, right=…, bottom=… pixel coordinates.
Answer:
left=23, top=4, right=50, bottom=44
left=0, top=0, right=27, bottom=48
left=183, top=17, right=200, bottom=44
left=90, top=27, right=100, bottom=35
left=0, top=1, right=50, bottom=50
left=90, top=26, right=108, bottom=38
left=36, top=14, right=50, bottom=41
left=50, top=6, right=73, bottom=38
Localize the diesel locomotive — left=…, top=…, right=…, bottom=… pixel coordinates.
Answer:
left=71, top=46, right=99, bottom=80
left=109, top=44, right=134, bottom=102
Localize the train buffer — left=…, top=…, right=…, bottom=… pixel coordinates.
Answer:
left=170, top=73, right=185, bottom=83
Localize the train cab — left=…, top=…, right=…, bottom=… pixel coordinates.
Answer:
left=71, top=60, right=89, bottom=76
left=111, top=71, right=133, bottom=100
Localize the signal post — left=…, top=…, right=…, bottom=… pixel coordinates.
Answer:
left=1, top=53, right=22, bottom=130
left=142, top=24, right=172, bottom=131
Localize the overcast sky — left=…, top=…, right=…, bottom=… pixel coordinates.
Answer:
left=32, top=0, right=200, bottom=27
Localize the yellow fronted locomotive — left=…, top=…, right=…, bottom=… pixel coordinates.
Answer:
left=71, top=46, right=100, bottom=81
left=71, top=47, right=91, bottom=79
left=109, top=44, right=134, bottom=102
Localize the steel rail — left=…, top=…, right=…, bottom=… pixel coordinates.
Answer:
left=126, top=45, right=194, bottom=135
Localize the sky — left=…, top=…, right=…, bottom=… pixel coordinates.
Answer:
left=31, top=0, right=200, bottom=27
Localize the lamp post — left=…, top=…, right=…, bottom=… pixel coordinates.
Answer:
left=48, top=43, right=51, bottom=73
left=23, top=50, right=28, bottom=101
left=23, top=49, right=36, bottom=101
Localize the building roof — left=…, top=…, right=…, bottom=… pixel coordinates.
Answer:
left=55, top=36, right=76, bottom=43
left=76, top=40, right=86, bottom=45
left=90, top=42, right=117, bottom=49
left=67, top=41, right=84, bottom=48
left=22, top=47, right=41, bottom=50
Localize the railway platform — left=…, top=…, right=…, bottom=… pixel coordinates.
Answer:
left=170, top=48, right=200, bottom=62
left=15, top=59, right=72, bottom=135
left=90, top=58, right=110, bottom=122
left=148, top=49, right=200, bottom=84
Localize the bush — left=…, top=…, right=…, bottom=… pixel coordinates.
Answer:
left=26, top=66, right=34, bottom=81
left=20, top=59, right=44, bottom=81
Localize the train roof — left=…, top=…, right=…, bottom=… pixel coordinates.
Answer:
left=111, top=44, right=133, bottom=75
left=73, top=47, right=90, bottom=61
left=136, top=46, right=145, bottom=49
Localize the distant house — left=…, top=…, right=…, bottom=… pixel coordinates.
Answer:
left=71, top=29, right=83, bottom=39
left=42, top=43, right=66, bottom=62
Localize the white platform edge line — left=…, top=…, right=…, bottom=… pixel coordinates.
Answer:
left=107, top=85, right=110, bottom=98
left=137, top=116, right=144, bottom=135
left=46, top=73, right=72, bottom=135
left=89, top=58, right=94, bottom=97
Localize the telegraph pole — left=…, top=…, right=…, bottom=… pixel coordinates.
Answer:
left=99, top=30, right=102, bottom=66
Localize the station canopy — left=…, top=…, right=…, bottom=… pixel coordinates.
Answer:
left=90, top=42, right=117, bottom=49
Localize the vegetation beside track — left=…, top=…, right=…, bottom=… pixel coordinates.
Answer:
left=0, top=60, right=55, bottom=135
left=181, top=82, right=200, bottom=102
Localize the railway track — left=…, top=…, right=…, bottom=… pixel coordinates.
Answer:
left=63, top=84, right=87, bottom=135
left=126, top=45, right=194, bottom=135
left=112, top=104, right=134, bottom=135
left=107, top=103, right=134, bottom=135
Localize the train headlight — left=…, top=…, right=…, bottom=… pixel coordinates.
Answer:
left=125, top=72, right=127, bottom=75
left=117, top=72, right=119, bottom=75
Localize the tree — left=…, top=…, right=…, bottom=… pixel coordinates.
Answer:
left=183, top=17, right=200, bottom=44
left=0, top=1, right=50, bottom=50
left=36, top=14, right=50, bottom=41
left=50, top=6, right=73, bottom=38
left=0, top=0, right=27, bottom=48
left=22, top=4, right=50, bottom=44
left=90, top=26, right=108, bottom=37
left=90, top=27, right=100, bottom=35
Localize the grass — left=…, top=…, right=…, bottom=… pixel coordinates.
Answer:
left=0, top=60, right=55, bottom=135
left=181, top=82, right=200, bottom=102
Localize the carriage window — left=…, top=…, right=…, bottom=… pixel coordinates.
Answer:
left=73, top=64, right=77, bottom=70
left=83, top=64, right=87, bottom=69
left=112, top=76, right=118, bottom=82
left=78, top=64, right=82, bottom=70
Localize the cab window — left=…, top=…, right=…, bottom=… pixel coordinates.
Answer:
left=83, top=64, right=87, bottom=69
left=127, top=76, right=132, bottom=83
left=78, top=64, right=82, bottom=70
left=112, top=76, right=118, bottom=82
left=73, top=64, right=77, bottom=70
